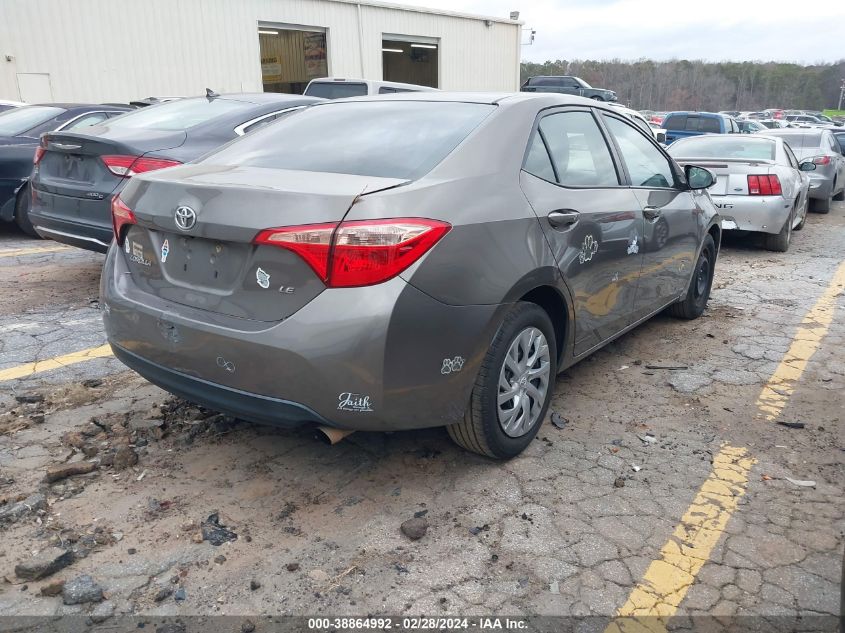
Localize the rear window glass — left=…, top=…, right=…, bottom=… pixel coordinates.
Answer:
left=106, top=98, right=253, bottom=131
left=304, top=82, right=368, bottom=99
left=208, top=101, right=495, bottom=179
left=663, top=114, right=686, bottom=130
left=768, top=133, right=821, bottom=150
left=0, top=106, right=64, bottom=136
left=668, top=137, right=776, bottom=161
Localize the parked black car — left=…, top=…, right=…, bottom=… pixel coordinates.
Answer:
left=520, top=76, right=617, bottom=102
left=29, top=92, right=322, bottom=252
left=0, top=104, right=130, bottom=234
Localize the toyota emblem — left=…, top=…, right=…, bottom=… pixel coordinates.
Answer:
left=174, top=206, right=197, bottom=231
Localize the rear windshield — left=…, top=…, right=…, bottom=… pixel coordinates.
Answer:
left=0, top=106, right=64, bottom=136
left=668, top=137, right=776, bottom=161
left=768, top=133, right=821, bottom=149
left=106, top=98, right=253, bottom=131
left=207, top=101, right=495, bottom=179
left=304, top=82, right=368, bottom=99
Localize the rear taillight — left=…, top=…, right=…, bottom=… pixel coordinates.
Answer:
left=111, top=195, right=137, bottom=246
left=812, top=156, right=831, bottom=166
left=101, top=155, right=181, bottom=177
left=254, top=218, right=451, bottom=288
left=33, top=146, right=46, bottom=165
left=747, top=174, right=782, bottom=196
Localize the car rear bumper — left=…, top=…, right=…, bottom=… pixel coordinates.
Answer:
left=101, top=244, right=505, bottom=432
left=712, top=195, right=792, bottom=234
left=29, top=187, right=113, bottom=253
left=111, top=343, right=329, bottom=428
left=807, top=174, right=833, bottom=200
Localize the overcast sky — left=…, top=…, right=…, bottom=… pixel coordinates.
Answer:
left=396, top=0, right=844, bottom=64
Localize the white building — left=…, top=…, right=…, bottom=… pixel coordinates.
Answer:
left=0, top=0, right=523, bottom=103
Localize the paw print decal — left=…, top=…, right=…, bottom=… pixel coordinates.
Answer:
left=579, top=234, right=599, bottom=264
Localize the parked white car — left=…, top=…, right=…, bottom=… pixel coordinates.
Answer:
left=303, top=77, right=437, bottom=99
left=607, top=103, right=666, bottom=143
left=668, top=134, right=814, bottom=252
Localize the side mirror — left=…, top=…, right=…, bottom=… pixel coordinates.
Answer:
left=685, top=165, right=716, bottom=190
left=799, top=161, right=816, bottom=172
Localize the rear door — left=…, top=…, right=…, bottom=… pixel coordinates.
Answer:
left=599, top=111, right=701, bottom=320
left=519, top=107, right=645, bottom=356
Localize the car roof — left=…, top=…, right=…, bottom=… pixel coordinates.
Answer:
left=663, top=111, right=725, bottom=117
left=320, top=91, right=616, bottom=110
left=195, top=93, right=317, bottom=105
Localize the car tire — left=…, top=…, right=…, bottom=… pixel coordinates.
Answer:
left=794, top=199, right=806, bottom=231
left=764, top=210, right=792, bottom=252
left=812, top=195, right=831, bottom=214
left=834, top=184, right=844, bottom=202
left=13, top=184, right=39, bottom=238
left=447, top=302, right=557, bottom=459
left=591, top=96, right=604, bottom=101
left=668, top=234, right=715, bottom=320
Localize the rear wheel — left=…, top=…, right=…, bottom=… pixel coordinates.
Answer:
left=447, top=302, right=557, bottom=459
left=591, top=96, right=605, bottom=101
left=834, top=181, right=844, bottom=201
left=668, top=234, right=715, bottom=320
left=13, top=184, right=39, bottom=238
left=764, top=210, right=792, bottom=252
left=812, top=194, right=831, bottom=214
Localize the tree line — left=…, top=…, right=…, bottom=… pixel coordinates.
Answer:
left=520, top=59, right=845, bottom=112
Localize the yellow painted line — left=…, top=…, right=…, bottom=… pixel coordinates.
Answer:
left=756, top=259, right=845, bottom=420
left=0, top=344, right=113, bottom=382
left=604, top=446, right=755, bottom=632
left=0, top=245, right=70, bottom=258
left=606, top=259, right=845, bottom=632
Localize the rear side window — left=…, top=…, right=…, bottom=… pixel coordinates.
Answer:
left=106, top=98, right=253, bottom=131
left=663, top=114, right=686, bottom=130
left=304, top=82, right=368, bottom=99
left=529, top=77, right=562, bottom=87
left=700, top=117, right=721, bottom=133
left=208, top=101, right=494, bottom=180
left=63, top=112, right=109, bottom=130
left=537, top=111, right=619, bottom=187
left=523, top=134, right=556, bottom=182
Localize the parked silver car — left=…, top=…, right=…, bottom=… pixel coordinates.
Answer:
left=765, top=129, right=845, bottom=213
left=668, top=135, right=814, bottom=252
left=101, top=93, right=721, bottom=459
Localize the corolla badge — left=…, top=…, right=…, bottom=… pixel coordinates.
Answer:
left=579, top=234, right=599, bottom=264
left=174, top=206, right=197, bottom=231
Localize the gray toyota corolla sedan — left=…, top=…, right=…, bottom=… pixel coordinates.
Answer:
left=102, top=92, right=721, bottom=459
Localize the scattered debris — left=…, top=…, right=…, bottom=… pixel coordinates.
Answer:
left=308, top=569, right=329, bottom=582
left=174, top=587, right=187, bottom=601
left=638, top=434, right=657, bottom=445
left=785, top=477, right=816, bottom=488
left=618, top=365, right=629, bottom=371
left=761, top=474, right=772, bottom=481
left=82, top=379, right=103, bottom=388
left=286, top=562, right=300, bottom=572
left=645, top=365, right=689, bottom=370
left=112, top=445, right=139, bottom=470
left=631, top=464, right=642, bottom=472
left=549, top=580, right=559, bottom=593
left=154, top=586, right=174, bottom=602
left=14, top=394, right=44, bottom=404
left=777, top=421, right=805, bottom=429
left=250, top=579, right=261, bottom=591
left=90, top=600, right=115, bottom=623
left=214, top=554, right=227, bottom=564
left=613, top=477, right=626, bottom=488
left=551, top=412, right=568, bottom=429
left=201, top=512, right=238, bottom=546
left=40, top=579, right=65, bottom=597
left=400, top=517, right=429, bottom=540
left=62, top=574, right=104, bottom=604
left=45, top=461, right=97, bottom=483
left=15, top=547, right=74, bottom=581
left=0, top=492, right=46, bottom=526
left=469, top=524, right=490, bottom=536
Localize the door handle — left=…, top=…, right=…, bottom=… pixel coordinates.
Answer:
left=547, top=210, right=580, bottom=230
left=643, top=206, right=662, bottom=221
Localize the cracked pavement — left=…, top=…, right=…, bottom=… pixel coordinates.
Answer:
left=0, top=203, right=842, bottom=627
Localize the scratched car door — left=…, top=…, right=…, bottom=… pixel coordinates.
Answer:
left=599, top=112, right=701, bottom=321
left=519, top=107, right=645, bottom=356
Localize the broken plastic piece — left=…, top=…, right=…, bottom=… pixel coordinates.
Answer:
left=785, top=477, right=816, bottom=487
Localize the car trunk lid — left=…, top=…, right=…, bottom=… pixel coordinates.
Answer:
left=119, top=164, right=408, bottom=322
left=673, top=157, right=776, bottom=196
left=36, top=128, right=186, bottom=202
